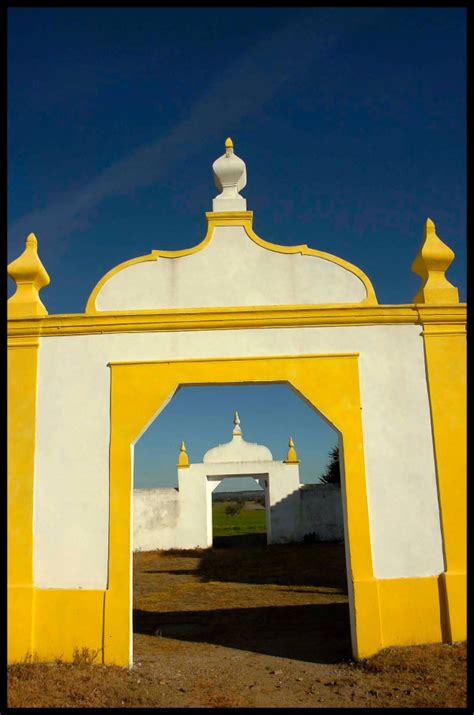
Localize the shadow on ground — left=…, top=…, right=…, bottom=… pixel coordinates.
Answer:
left=144, top=535, right=348, bottom=590
left=134, top=602, right=351, bottom=664
left=134, top=537, right=351, bottom=664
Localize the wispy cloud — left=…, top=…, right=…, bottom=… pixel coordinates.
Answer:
left=8, top=8, right=385, bottom=261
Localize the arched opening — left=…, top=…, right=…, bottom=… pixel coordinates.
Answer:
left=107, top=353, right=375, bottom=666
left=131, top=381, right=350, bottom=667
left=210, top=473, right=268, bottom=548
left=133, top=383, right=344, bottom=549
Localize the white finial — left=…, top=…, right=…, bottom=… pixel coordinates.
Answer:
left=212, top=137, right=247, bottom=211
left=232, top=410, right=242, bottom=436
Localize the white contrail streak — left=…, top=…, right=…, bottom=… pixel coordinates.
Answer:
left=8, top=8, right=385, bottom=260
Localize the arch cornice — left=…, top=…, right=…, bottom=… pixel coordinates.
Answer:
left=6, top=303, right=467, bottom=339
left=84, top=211, right=378, bottom=314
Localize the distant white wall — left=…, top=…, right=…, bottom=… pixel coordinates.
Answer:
left=34, top=323, right=444, bottom=588
left=133, top=488, right=180, bottom=551
left=298, top=484, right=344, bottom=541
left=133, top=481, right=343, bottom=552
left=133, top=461, right=300, bottom=552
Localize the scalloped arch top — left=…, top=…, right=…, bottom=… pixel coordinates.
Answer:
left=86, top=215, right=377, bottom=313
left=203, top=435, right=273, bottom=464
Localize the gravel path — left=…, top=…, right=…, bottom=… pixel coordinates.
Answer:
left=7, top=540, right=467, bottom=708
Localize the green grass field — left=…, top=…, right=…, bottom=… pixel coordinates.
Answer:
left=212, top=500, right=266, bottom=537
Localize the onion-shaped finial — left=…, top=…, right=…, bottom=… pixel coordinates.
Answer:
left=212, top=137, right=247, bottom=211
left=411, top=218, right=459, bottom=304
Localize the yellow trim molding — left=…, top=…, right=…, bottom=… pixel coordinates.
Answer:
left=7, top=335, right=40, bottom=662
left=418, top=319, right=466, bottom=642
left=7, top=303, right=467, bottom=339
left=106, top=353, right=377, bottom=664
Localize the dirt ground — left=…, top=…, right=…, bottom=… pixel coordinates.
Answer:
left=8, top=537, right=467, bottom=708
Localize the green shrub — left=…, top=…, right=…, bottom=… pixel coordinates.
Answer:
left=225, top=502, right=243, bottom=517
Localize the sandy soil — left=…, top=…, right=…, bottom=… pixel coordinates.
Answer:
left=7, top=537, right=467, bottom=708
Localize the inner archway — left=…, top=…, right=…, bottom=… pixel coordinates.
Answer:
left=132, top=380, right=350, bottom=667
left=210, top=473, right=268, bottom=547
left=108, top=353, right=377, bottom=666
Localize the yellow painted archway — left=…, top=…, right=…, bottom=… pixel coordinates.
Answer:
left=105, top=353, right=379, bottom=664
left=7, top=213, right=466, bottom=666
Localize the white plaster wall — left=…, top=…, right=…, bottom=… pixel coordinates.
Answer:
left=133, top=488, right=180, bottom=551
left=298, top=484, right=344, bottom=542
left=190, top=460, right=299, bottom=548
left=266, top=462, right=301, bottom=543
left=94, top=225, right=367, bottom=311
left=204, top=433, right=272, bottom=462
left=133, top=482, right=343, bottom=552
left=34, top=323, right=444, bottom=588
left=133, top=461, right=301, bottom=551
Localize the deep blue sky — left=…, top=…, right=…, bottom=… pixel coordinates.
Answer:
left=8, top=8, right=466, bottom=490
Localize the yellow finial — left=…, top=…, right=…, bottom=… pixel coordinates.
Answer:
left=224, top=137, right=234, bottom=159
left=7, top=233, right=50, bottom=318
left=284, top=436, right=300, bottom=464
left=177, top=440, right=190, bottom=468
left=411, top=218, right=459, bottom=304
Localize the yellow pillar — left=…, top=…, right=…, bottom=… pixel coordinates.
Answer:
left=412, top=219, right=466, bottom=642
left=7, top=337, right=39, bottom=662
left=7, top=335, right=41, bottom=661
left=7, top=234, right=50, bottom=662
left=419, top=319, right=466, bottom=641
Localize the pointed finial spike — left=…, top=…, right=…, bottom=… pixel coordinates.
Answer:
left=224, top=137, right=234, bottom=158
left=232, top=410, right=242, bottom=436
left=177, top=440, right=189, bottom=468
left=26, top=232, right=38, bottom=246
left=284, top=436, right=300, bottom=464
left=425, top=218, right=436, bottom=236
